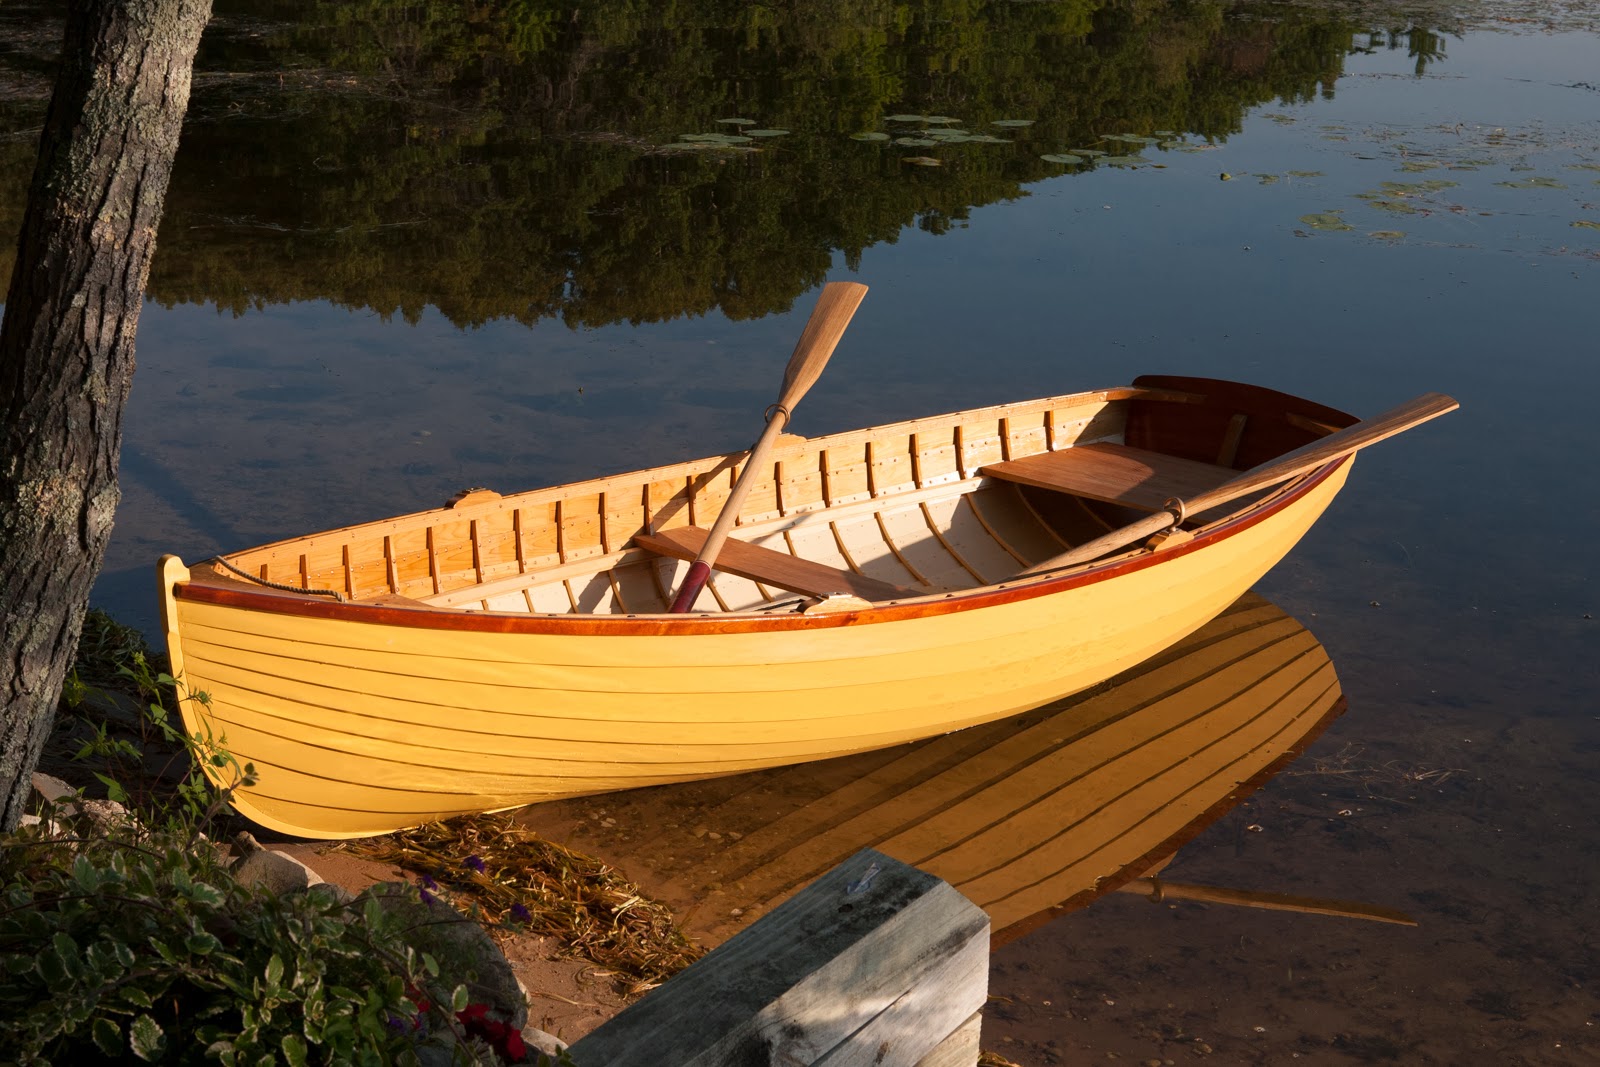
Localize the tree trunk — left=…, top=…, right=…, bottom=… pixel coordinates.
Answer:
left=0, top=0, right=211, bottom=830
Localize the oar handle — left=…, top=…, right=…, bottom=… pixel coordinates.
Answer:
left=668, top=413, right=790, bottom=612
left=1017, top=391, right=1458, bottom=577
left=669, top=282, right=868, bottom=612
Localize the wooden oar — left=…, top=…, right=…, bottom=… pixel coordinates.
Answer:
left=1018, top=391, right=1459, bottom=576
left=1115, top=876, right=1418, bottom=926
left=668, top=281, right=869, bottom=612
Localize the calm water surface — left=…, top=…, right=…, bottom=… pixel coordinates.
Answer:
left=3, top=1, right=1596, bottom=1061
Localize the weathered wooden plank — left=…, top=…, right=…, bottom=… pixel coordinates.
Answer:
left=567, top=850, right=989, bottom=1067
left=911, top=1012, right=982, bottom=1067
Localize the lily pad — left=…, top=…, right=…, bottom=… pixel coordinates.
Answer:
left=1074, top=149, right=1108, bottom=157
left=925, top=129, right=973, bottom=140
left=1399, top=160, right=1440, bottom=172
left=885, top=114, right=927, bottom=123
left=744, top=129, right=790, bottom=138
left=1368, top=230, right=1406, bottom=240
left=963, top=135, right=1010, bottom=144
left=1573, top=220, right=1600, bottom=230
left=851, top=132, right=891, bottom=142
left=893, top=137, right=939, bottom=147
left=679, top=132, right=753, bottom=145
left=1159, top=140, right=1186, bottom=150
left=1380, top=180, right=1457, bottom=194
left=902, top=156, right=942, bottom=166
left=1101, top=155, right=1144, bottom=166
left=1354, top=195, right=1420, bottom=215
left=1300, top=211, right=1354, bottom=232
left=992, top=119, right=1035, bottom=127
left=1256, top=174, right=1280, bottom=185
left=1040, top=153, right=1084, bottom=164
left=1495, top=176, right=1566, bottom=189
left=1566, top=162, right=1600, bottom=172
left=1153, top=130, right=1176, bottom=137
left=716, top=117, right=755, bottom=125
left=1287, top=170, right=1324, bottom=178
left=923, top=116, right=961, bottom=125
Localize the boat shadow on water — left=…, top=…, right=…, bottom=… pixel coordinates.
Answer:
left=513, top=591, right=1399, bottom=949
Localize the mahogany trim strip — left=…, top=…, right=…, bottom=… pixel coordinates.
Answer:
left=175, top=461, right=1346, bottom=635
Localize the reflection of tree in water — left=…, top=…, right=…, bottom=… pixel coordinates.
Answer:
left=1354, top=25, right=1449, bottom=75
left=1, top=0, right=1438, bottom=327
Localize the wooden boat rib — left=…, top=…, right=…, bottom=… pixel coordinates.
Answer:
left=157, top=375, right=1447, bottom=839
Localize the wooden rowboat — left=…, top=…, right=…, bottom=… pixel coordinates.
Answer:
left=157, top=374, right=1456, bottom=839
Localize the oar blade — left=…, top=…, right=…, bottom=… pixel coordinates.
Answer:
left=778, top=281, right=869, bottom=410
left=667, top=280, right=868, bottom=612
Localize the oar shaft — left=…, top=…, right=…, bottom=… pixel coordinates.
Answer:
left=669, top=414, right=790, bottom=612
left=1116, top=877, right=1418, bottom=926
left=1019, top=391, right=1458, bottom=576
left=668, top=282, right=867, bottom=612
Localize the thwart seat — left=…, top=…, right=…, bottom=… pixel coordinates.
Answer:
left=980, top=443, right=1236, bottom=513
left=634, top=526, right=919, bottom=602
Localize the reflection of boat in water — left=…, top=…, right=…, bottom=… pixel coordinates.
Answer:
left=156, top=370, right=1452, bottom=840
left=515, top=592, right=1354, bottom=945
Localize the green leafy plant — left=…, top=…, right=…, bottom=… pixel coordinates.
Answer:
left=0, top=824, right=478, bottom=1064
left=4, top=610, right=563, bottom=1064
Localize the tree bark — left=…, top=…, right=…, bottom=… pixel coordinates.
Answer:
left=0, top=0, right=211, bottom=830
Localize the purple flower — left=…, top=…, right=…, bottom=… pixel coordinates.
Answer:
left=464, top=855, right=486, bottom=875
left=420, top=874, right=439, bottom=891
left=420, top=887, right=437, bottom=907
left=509, top=903, right=532, bottom=923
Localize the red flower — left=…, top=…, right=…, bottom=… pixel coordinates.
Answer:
left=458, top=1002, right=529, bottom=1062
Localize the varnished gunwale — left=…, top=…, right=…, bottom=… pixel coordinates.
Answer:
left=173, top=459, right=1344, bottom=634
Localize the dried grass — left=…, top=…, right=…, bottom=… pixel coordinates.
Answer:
left=339, top=813, right=704, bottom=996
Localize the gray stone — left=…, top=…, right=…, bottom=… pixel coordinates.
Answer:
left=360, top=881, right=529, bottom=1031
left=523, top=1027, right=569, bottom=1060
left=75, top=796, right=135, bottom=832
left=231, top=847, right=324, bottom=893
left=29, top=772, right=77, bottom=806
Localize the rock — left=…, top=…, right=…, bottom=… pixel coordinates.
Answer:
left=304, top=880, right=357, bottom=906
left=360, top=881, right=529, bottom=1031
left=75, top=796, right=137, bottom=832
left=20, top=774, right=135, bottom=836
left=231, top=847, right=324, bottom=893
left=29, top=772, right=77, bottom=806
left=522, top=1026, right=568, bottom=1061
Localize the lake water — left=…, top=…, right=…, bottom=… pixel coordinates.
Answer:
left=3, top=1, right=1597, bottom=1062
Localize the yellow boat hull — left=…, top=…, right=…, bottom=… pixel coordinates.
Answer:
left=158, top=378, right=1360, bottom=839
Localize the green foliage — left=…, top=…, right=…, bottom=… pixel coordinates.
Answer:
left=0, top=827, right=465, bottom=1064
left=57, top=611, right=250, bottom=836
left=13, top=608, right=566, bottom=1065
